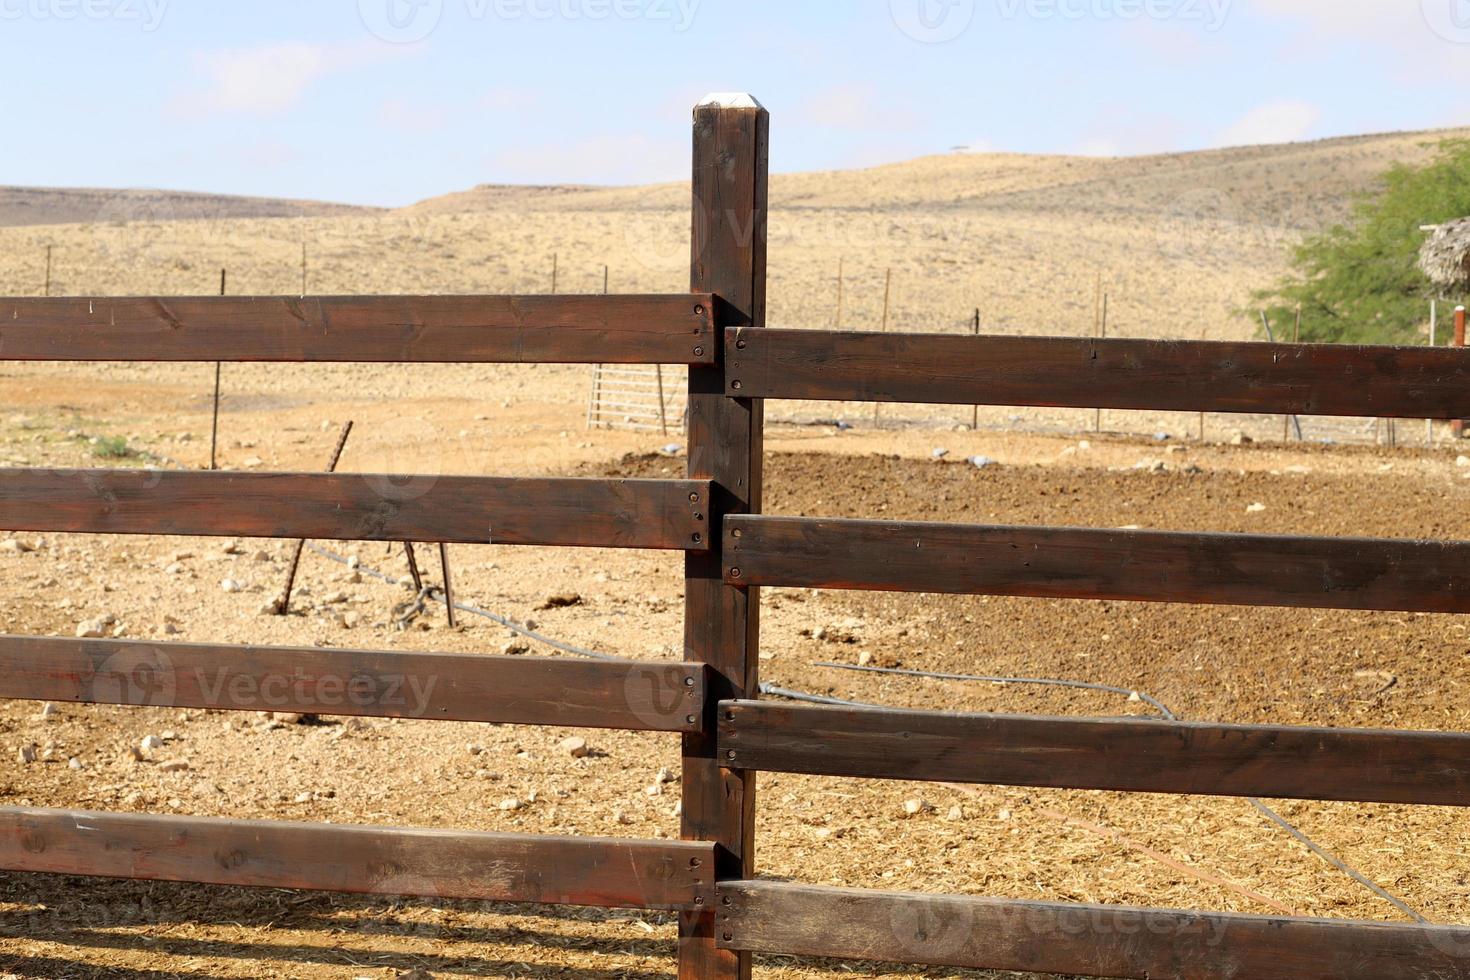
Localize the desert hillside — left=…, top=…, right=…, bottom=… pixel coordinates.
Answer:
left=0, top=186, right=377, bottom=230
left=1, top=127, right=1464, bottom=342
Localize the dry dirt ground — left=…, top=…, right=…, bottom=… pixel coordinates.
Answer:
left=0, top=356, right=1468, bottom=979
left=2, top=130, right=1470, bottom=978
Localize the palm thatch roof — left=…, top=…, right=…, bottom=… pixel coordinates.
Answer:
left=1420, top=218, right=1470, bottom=291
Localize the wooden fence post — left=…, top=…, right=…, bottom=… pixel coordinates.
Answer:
left=681, top=92, right=767, bottom=980
left=970, top=308, right=980, bottom=431
left=1456, top=306, right=1467, bottom=439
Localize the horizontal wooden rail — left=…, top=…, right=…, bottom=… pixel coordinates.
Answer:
left=723, top=515, right=1470, bottom=613
left=0, top=470, right=711, bottom=550
left=0, top=636, right=705, bottom=732
left=725, top=327, right=1470, bottom=419
left=718, top=701, right=1470, bottom=805
left=0, top=808, right=715, bottom=910
left=717, top=881, right=1470, bottom=979
left=0, top=295, right=717, bottom=364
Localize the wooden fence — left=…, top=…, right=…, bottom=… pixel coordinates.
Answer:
left=2, top=93, right=1470, bottom=979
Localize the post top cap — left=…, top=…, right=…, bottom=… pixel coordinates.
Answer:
left=696, top=92, right=764, bottom=110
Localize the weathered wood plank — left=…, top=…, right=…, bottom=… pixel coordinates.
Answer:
left=0, top=808, right=715, bottom=910
left=0, top=636, right=706, bottom=732
left=681, top=94, right=768, bottom=980
left=718, top=701, right=1470, bottom=806
left=724, top=515, right=1470, bottom=613
left=0, top=470, right=711, bottom=551
left=0, top=295, right=716, bottom=364
left=717, top=880, right=1470, bottom=979
left=726, top=328, right=1470, bottom=419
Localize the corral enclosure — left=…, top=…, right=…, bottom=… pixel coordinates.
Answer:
left=0, top=100, right=1468, bottom=980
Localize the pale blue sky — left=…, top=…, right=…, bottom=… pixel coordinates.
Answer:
left=1, top=0, right=1467, bottom=206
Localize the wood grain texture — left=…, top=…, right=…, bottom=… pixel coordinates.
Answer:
left=718, top=701, right=1470, bottom=805
left=0, top=295, right=716, bottom=364
left=0, top=635, right=707, bottom=732
left=0, top=469, right=711, bottom=551
left=724, top=515, right=1470, bottom=613
left=726, top=328, right=1470, bottom=419
left=681, top=97, right=768, bottom=980
left=717, top=881, right=1470, bottom=979
left=0, top=808, right=716, bottom=910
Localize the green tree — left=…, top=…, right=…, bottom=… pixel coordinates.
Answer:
left=1253, top=139, right=1470, bottom=344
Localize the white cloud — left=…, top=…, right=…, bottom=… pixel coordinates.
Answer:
left=486, top=133, right=686, bottom=186
left=174, top=40, right=416, bottom=117
left=1247, top=0, right=1404, bottom=31
left=794, top=84, right=923, bottom=132
left=1246, top=0, right=1470, bottom=77
left=478, top=87, right=541, bottom=112
left=1215, top=100, right=1322, bottom=147
left=378, top=98, right=449, bottom=132
left=377, top=88, right=541, bottom=134
left=238, top=139, right=301, bottom=169
left=1073, top=139, right=1122, bottom=157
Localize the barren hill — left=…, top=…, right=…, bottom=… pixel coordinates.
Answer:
left=0, top=186, right=378, bottom=229
left=406, top=127, right=1467, bottom=228
left=1, top=127, right=1463, bottom=340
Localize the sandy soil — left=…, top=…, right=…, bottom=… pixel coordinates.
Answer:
left=0, top=362, right=1468, bottom=978
left=2, top=130, right=1469, bottom=978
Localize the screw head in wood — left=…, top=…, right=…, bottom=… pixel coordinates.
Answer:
left=729, top=567, right=742, bottom=579
left=693, top=346, right=704, bottom=357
